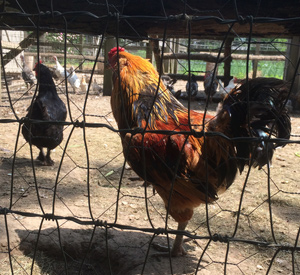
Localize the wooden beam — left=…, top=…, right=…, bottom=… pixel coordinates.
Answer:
left=2, top=31, right=45, bottom=66
left=284, top=36, right=300, bottom=109
left=162, top=52, right=286, bottom=62
left=163, top=52, right=224, bottom=63
left=35, top=52, right=104, bottom=62
left=167, top=73, right=231, bottom=82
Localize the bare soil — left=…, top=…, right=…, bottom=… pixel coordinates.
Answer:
left=0, top=79, right=299, bottom=275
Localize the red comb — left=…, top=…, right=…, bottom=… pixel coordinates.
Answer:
left=33, top=60, right=43, bottom=71
left=108, top=46, right=125, bottom=59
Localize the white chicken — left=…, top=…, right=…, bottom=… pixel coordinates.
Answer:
left=68, top=66, right=80, bottom=93
left=219, top=77, right=238, bottom=98
left=53, top=56, right=69, bottom=80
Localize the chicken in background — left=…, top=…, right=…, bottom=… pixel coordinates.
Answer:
left=22, top=62, right=67, bottom=166
left=68, top=66, right=81, bottom=93
left=108, top=47, right=291, bottom=256
left=53, top=55, right=69, bottom=80
left=163, top=76, right=181, bottom=99
left=185, top=74, right=198, bottom=97
left=219, top=76, right=238, bottom=99
left=286, top=99, right=293, bottom=113
left=92, top=78, right=103, bottom=95
left=20, top=55, right=36, bottom=92
left=204, top=70, right=219, bottom=102
left=80, top=74, right=87, bottom=93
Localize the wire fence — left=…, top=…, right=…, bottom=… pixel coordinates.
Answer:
left=0, top=1, right=300, bottom=274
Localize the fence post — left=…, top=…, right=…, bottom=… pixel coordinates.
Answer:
left=79, top=34, right=84, bottom=70
left=173, top=38, right=179, bottom=74
left=252, top=39, right=261, bottom=78
left=103, top=37, right=115, bottom=96
left=223, top=37, right=233, bottom=86
left=164, top=39, right=170, bottom=73
left=0, top=31, right=1, bottom=103
left=146, top=42, right=152, bottom=63
left=150, top=36, right=164, bottom=74
left=284, top=36, right=300, bottom=109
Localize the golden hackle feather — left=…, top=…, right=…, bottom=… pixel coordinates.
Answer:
left=110, top=51, right=187, bottom=131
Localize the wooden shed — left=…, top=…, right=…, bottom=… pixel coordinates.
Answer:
left=1, top=0, right=300, bottom=100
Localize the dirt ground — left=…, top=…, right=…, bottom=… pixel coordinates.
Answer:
left=0, top=78, right=299, bottom=275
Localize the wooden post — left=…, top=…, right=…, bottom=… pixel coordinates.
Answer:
left=284, top=36, right=300, bottom=109
left=79, top=34, right=84, bottom=70
left=103, top=37, right=115, bottom=96
left=173, top=38, right=179, bottom=74
left=150, top=37, right=163, bottom=74
left=0, top=31, right=2, bottom=103
left=164, top=39, right=170, bottom=73
left=146, top=42, right=152, bottom=63
left=223, top=37, right=233, bottom=86
left=252, top=39, right=261, bottom=78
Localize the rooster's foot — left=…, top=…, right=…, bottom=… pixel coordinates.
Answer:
left=151, top=242, right=186, bottom=257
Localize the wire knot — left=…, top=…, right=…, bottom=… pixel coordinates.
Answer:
left=191, top=129, right=204, bottom=138
left=19, top=117, right=28, bottom=124
left=237, top=15, right=247, bottom=25
left=154, top=227, right=167, bottom=235
left=212, top=233, right=229, bottom=243
left=132, top=127, right=144, bottom=135
left=44, top=213, right=55, bottom=221
left=238, top=15, right=253, bottom=25
left=74, top=120, right=83, bottom=128
left=0, top=207, right=7, bottom=215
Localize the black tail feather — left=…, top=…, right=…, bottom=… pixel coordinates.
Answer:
left=222, top=77, right=291, bottom=172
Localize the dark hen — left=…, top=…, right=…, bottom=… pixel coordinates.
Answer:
left=22, top=63, right=67, bottom=166
left=186, top=74, right=198, bottom=97
left=204, top=71, right=218, bottom=101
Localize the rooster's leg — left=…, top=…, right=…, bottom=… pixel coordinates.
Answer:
left=152, top=221, right=188, bottom=257
left=43, top=148, right=54, bottom=166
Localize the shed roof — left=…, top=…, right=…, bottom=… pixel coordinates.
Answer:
left=1, top=0, right=300, bottom=38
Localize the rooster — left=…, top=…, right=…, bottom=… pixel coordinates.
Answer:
left=204, top=70, right=219, bottom=102
left=108, top=47, right=291, bottom=256
left=22, top=62, right=67, bottom=166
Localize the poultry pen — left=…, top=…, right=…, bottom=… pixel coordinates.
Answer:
left=0, top=1, right=299, bottom=274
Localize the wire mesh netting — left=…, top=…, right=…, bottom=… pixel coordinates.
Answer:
left=0, top=1, right=300, bottom=274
